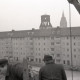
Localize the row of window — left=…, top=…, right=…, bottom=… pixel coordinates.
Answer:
left=62, top=42, right=78, bottom=46
left=63, top=48, right=80, bottom=52
left=28, top=58, right=70, bottom=65
left=0, top=47, right=80, bottom=53
left=0, top=42, right=80, bottom=47
left=0, top=36, right=80, bottom=44
left=27, top=57, right=42, bottom=63
left=63, top=54, right=77, bottom=58
left=35, top=48, right=54, bottom=51
left=63, top=60, right=70, bottom=65
left=36, top=48, right=49, bottom=51
left=33, top=36, right=77, bottom=40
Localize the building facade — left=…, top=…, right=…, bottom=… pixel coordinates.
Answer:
left=0, top=14, right=80, bottom=68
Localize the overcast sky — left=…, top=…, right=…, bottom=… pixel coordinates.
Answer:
left=0, top=0, right=80, bottom=31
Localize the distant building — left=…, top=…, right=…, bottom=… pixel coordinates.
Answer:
left=0, top=14, right=80, bottom=68
left=60, top=12, right=67, bottom=28
left=39, top=14, right=52, bottom=29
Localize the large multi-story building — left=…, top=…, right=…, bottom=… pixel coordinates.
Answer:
left=0, top=14, right=80, bottom=68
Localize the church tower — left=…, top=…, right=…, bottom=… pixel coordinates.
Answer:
left=39, top=14, right=52, bottom=29
left=60, top=12, right=67, bottom=28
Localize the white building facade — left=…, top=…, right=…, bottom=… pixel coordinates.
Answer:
left=0, top=14, right=80, bottom=68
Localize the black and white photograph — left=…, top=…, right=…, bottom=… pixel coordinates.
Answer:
left=0, top=0, right=80, bottom=80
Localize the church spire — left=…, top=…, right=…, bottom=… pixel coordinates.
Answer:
left=62, top=11, right=64, bottom=17
left=60, top=11, right=67, bottom=28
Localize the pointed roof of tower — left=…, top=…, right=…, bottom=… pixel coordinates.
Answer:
left=62, top=11, right=64, bottom=17
left=60, top=11, right=67, bottom=28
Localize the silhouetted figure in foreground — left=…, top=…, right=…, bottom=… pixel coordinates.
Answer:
left=0, top=59, right=8, bottom=80
left=39, top=55, right=67, bottom=80
left=7, top=63, right=23, bottom=80
left=0, top=59, right=23, bottom=80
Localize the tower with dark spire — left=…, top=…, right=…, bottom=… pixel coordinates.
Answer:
left=60, top=12, right=67, bottom=28
left=39, top=14, right=52, bottom=29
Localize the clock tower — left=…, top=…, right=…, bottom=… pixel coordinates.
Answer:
left=39, top=14, right=52, bottom=29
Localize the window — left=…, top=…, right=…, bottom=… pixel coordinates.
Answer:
left=39, top=43, right=40, bottom=45
left=74, top=37, right=75, bottom=39
left=30, top=48, right=33, bottom=50
left=74, top=49, right=76, bottom=52
left=51, top=42, right=54, bottom=45
left=17, top=57, right=18, bottom=61
left=44, top=48, right=45, bottom=50
left=6, top=51, right=8, bottom=53
left=27, top=57, right=29, bottom=61
left=30, top=37, right=33, bottom=40
left=6, top=42, right=8, bottom=44
left=63, top=60, right=65, bottom=64
left=39, top=58, right=41, bottom=63
left=74, top=43, right=76, bottom=45
left=36, top=58, right=38, bottom=62
left=67, top=43, right=69, bottom=45
left=30, top=58, right=34, bottom=61
left=39, top=48, right=40, bottom=51
left=56, top=42, right=60, bottom=44
left=51, top=37, right=54, bottom=40
left=30, top=42, right=33, bottom=45
left=39, top=53, right=40, bottom=56
left=51, top=48, right=54, bottom=51
left=67, top=37, right=69, bottom=39
left=56, top=59, right=60, bottom=63
left=67, top=55, right=69, bottom=57
left=67, top=49, right=69, bottom=51
left=21, top=52, right=22, bottom=55
left=6, top=47, right=8, bottom=48
left=74, top=55, right=76, bottom=58
left=56, top=36, right=60, bottom=38
left=21, top=48, right=22, bottom=50
left=67, top=60, right=70, bottom=65
left=31, top=53, right=33, bottom=55
left=57, top=54, right=60, bottom=57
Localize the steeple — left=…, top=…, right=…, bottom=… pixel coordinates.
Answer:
left=60, top=12, right=67, bottom=28
left=62, top=11, right=64, bottom=17
left=39, top=14, right=52, bottom=29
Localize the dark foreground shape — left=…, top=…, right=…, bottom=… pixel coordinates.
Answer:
left=6, top=63, right=23, bottom=80
left=67, top=0, right=80, bottom=14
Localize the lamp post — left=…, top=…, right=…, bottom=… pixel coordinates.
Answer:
left=69, top=3, right=73, bottom=80
left=8, top=32, right=13, bottom=63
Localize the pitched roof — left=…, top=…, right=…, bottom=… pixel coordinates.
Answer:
left=60, top=27, right=80, bottom=36
left=0, top=27, right=80, bottom=38
left=33, top=29, right=52, bottom=37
